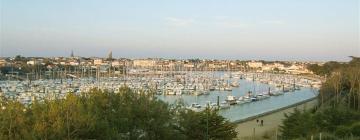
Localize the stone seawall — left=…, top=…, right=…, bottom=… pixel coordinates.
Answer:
left=233, top=96, right=318, bottom=124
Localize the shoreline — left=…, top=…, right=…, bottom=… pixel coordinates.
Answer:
left=233, top=96, right=318, bottom=124
left=234, top=97, right=318, bottom=139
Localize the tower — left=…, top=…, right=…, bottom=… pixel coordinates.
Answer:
left=108, top=51, right=112, bottom=60
left=70, top=50, right=74, bottom=58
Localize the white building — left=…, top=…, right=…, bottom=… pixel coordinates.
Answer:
left=133, top=59, right=157, bottom=67
left=27, top=60, right=40, bottom=65
left=0, top=59, right=7, bottom=66
left=247, top=61, right=263, bottom=68
left=262, top=63, right=285, bottom=71
left=284, top=64, right=312, bottom=74
left=69, top=61, right=79, bottom=66
left=93, top=59, right=103, bottom=65
left=183, top=63, right=195, bottom=68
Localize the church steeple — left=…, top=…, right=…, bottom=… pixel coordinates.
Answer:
left=108, top=51, right=112, bottom=60
left=70, top=50, right=74, bottom=57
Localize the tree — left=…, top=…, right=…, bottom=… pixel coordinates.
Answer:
left=177, top=108, right=237, bottom=140
left=0, top=87, right=237, bottom=139
left=280, top=109, right=315, bottom=139
left=14, top=55, right=27, bottom=62
left=0, top=101, right=32, bottom=139
left=280, top=57, right=360, bottom=139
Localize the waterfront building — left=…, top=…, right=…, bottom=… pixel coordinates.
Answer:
left=262, top=63, right=285, bottom=71
left=247, top=61, right=263, bottom=68
left=94, top=59, right=104, bottom=65
left=0, top=59, right=7, bottom=67
left=69, top=61, right=80, bottom=66
left=26, top=60, right=41, bottom=65
left=133, top=59, right=157, bottom=68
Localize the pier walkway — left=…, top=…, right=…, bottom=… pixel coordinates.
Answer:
left=235, top=98, right=318, bottom=140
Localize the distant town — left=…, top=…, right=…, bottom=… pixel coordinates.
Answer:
left=0, top=51, right=325, bottom=81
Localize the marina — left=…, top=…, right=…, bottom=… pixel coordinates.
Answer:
left=1, top=0, right=357, bottom=139
left=0, top=71, right=320, bottom=122
left=157, top=77, right=319, bottom=122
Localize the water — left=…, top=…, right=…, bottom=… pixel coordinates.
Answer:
left=157, top=79, right=318, bottom=122
left=1, top=70, right=318, bottom=122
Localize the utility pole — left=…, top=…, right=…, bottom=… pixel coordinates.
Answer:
left=253, top=128, right=256, bottom=140
left=217, top=96, right=220, bottom=109
left=206, top=103, right=209, bottom=140
left=319, top=132, right=322, bottom=140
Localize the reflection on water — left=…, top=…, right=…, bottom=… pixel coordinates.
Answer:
left=157, top=79, right=318, bottom=122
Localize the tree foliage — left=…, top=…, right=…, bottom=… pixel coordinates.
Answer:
left=0, top=88, right=237, bottom=139
left=307, top=61, right=344, bottom=76
left=177, top=108, right=237, bottom=140
left=280, top=57, right=360, bottom=139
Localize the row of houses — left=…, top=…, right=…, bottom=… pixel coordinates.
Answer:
left=247, top=61, right=313, bottom=74
left=0, top=57, right=320, bottom=74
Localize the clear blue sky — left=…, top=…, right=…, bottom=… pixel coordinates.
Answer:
left=1, top=0, right=359, bottom=61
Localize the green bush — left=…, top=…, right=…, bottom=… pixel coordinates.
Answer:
left=350, top=122, right=360, bottom=137
left=0, top=88, right=237, bottom=140
left=281, top=57, right=360, bottom=139
left=335, top=125, right=352, bottom=137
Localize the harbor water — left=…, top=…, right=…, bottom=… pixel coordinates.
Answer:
left=0, top=71, right=320, bottom=122
left=157, top=79, right=318, bottom=122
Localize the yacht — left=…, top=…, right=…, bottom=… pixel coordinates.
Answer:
left=188, top=103, right=203, bottom=112
left=236, top=96, right=245, bottom=105
left=230, top=81, right=239, bottom=87
left=209, top=86, right=216, bottom=91
left=225, top=95, right=237, bottom=105
left=251, top=97, right=258, bottom=102
left=224, top=86, right=232, bottom=91
left=220, top=101, right=230, bottom=109
left=190, top=103, right=202, bottom=108
left=174, top=88, right=182, bottom=95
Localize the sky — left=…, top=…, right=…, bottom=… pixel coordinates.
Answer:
left=0, top=0, right=359, bottom=61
